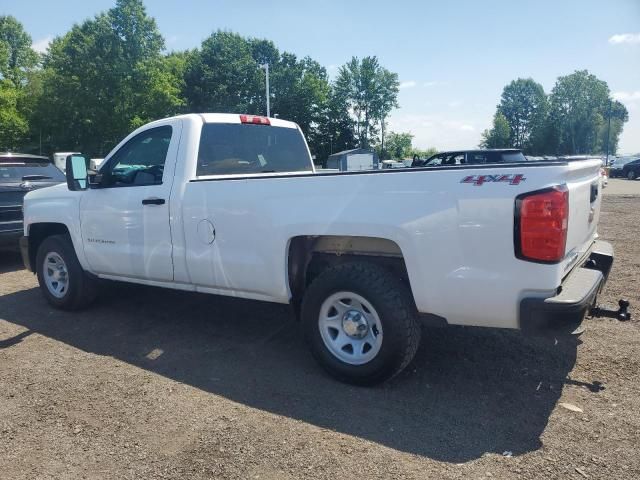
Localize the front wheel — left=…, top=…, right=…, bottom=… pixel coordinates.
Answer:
left=301, top=262, right=421, bottom=385
left=628, top=170, right=637, bottom=180
left=36, top=234, right=97, bottom=310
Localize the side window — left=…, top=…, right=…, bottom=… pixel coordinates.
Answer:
left=104, top=126, right=172, bottom=187
left=467, top=153, right=488, bottom=164
left=426, top=154, right=447, bottom=166
left=444, top=153, right=465, bottom=165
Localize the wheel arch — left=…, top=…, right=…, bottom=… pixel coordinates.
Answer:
left=26, top=223, right=71, bottom=273
left=286, top=235, right=413, bottom=312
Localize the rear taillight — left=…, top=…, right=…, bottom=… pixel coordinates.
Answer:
left=240, top=114, right=270, bottom=125
left=515, top=185, right=569, bottom=263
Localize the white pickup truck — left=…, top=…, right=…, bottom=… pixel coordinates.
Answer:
left=20, top=113, right=615, bottom=385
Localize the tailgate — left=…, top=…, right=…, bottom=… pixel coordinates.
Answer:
left=561, top=158, right=603, bottom=274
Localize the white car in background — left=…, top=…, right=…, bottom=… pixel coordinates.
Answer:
left=90, top=158, right=105, bottom=170
left=53, top=152, right=81, bottom=172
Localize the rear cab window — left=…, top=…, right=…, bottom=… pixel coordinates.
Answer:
left=196, top=123, right=313, bottom=176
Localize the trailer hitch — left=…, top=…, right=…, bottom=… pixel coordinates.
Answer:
left=589, top=299, right=631, bottom=322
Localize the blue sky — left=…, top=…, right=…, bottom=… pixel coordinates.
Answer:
left=5, top=0, right=640, bottom=153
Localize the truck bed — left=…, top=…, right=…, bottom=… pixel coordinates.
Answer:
left=179, top=158, right=603, bottom=329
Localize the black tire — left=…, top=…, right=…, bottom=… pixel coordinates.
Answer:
left=301, top=262, right=421, bottom=386
left=36, top=234, right=97, bottom=310
left=627, top=170, right=637, bottom=180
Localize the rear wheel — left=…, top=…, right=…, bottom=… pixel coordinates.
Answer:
left=301, top=262, right=421, bottom=385
left=36, top=234, right=97, bottom=310
left=627, top=170, right=637, bottom=180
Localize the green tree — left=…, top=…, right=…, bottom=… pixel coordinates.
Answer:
left=597, top=100, right=628, bottom=156
left=481, top=112, right=511, bottom=148
left=312, top=87, right=356, bottom=164
left=269, top=54, right=329, bottom=138
left=410, top=147, right=438, bottom=160
left=0, top=16, right=38, bottom=149
left=497, top=78, right=547, bottom=151
left=374, top=68, right=400, bottom=154
left=36, top=0, right=184, bottom=156
left=383, top=131, right=413, bottom=159
left=184, top=31, right=262, bottom=113
left=184, top=32, right=332, bottom=160
left=0, top=79, right=28, bottom=149
left=334, top=56, right=399, bottom=148
left=0, top=15, right=38, bottom=87
left=547, top=70, right=626, bottom=154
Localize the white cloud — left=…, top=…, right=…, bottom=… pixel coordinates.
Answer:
left=608, top=33, right=640, bottom=45
left=613, top=91, right=640, bottom=103
left=32, top=36, right=52, bottom=54
left=617, top=115, right=640, bottom=154
left=399, top=80, right=417, bottom=89
left=614, top=90, right=640, bottom=115
left=448, top=100, right=463, bottom=108
left=386, top=113, right=479, bottom=150
left=423, top=81, right=445, bottom=87
left=442, top=120, right=474, bottom=132
left=612, top=91, right=640, bottom=154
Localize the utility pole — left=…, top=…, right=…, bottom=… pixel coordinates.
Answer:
left=260, top=63, right=270, bottom=117
left=605, top=98, right=612, bottom=165
left=381, top=116, right=386, bottom=159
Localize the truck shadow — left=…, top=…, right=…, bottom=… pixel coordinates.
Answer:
left=0, top=249, right=24, bottom=274
left=0, top=282, right=583, bottom=463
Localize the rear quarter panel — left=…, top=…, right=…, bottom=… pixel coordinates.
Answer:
left=180, top=163, right=582, bottom=329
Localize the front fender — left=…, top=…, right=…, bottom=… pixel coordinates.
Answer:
left=23, top=184, right=90, bottom=272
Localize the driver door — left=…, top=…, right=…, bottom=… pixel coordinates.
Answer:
left=79, top=120, right=182, bottom=281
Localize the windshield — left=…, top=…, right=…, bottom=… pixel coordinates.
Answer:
left=0, top=162, right=65, bottom=182
left=612, top=157, right=637, bottom=168
left=196, top=123, right=312, bottom=176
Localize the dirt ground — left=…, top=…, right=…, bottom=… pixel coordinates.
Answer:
left=1, top=192, right=638, bottom=480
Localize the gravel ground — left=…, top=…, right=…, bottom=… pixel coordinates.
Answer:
left=0, top=194, right=638, bottom=480
left=603, top=177, right=640, bottom=196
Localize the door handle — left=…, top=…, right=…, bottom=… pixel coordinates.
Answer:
left=142, top=197, right=165, bottom=205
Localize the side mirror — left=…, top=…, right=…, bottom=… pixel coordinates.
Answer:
left=66, top=154, right=89, bottom=191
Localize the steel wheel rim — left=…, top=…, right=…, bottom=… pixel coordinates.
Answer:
left=43, top=252, right=69, bottom=299
left=318, top=291, right=383, bottom=365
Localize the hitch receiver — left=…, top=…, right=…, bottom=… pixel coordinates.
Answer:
left=589, top=299, right=631, bottom=322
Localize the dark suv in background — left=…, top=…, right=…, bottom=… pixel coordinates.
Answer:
left=621, top=158, right=640, bottom=180
left=411, top=149, right=527, bottom=167
left=0, top=153, right=65, bottom=249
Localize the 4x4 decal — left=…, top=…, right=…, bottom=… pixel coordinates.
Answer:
left=461, top=174, right=526, bottom=186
